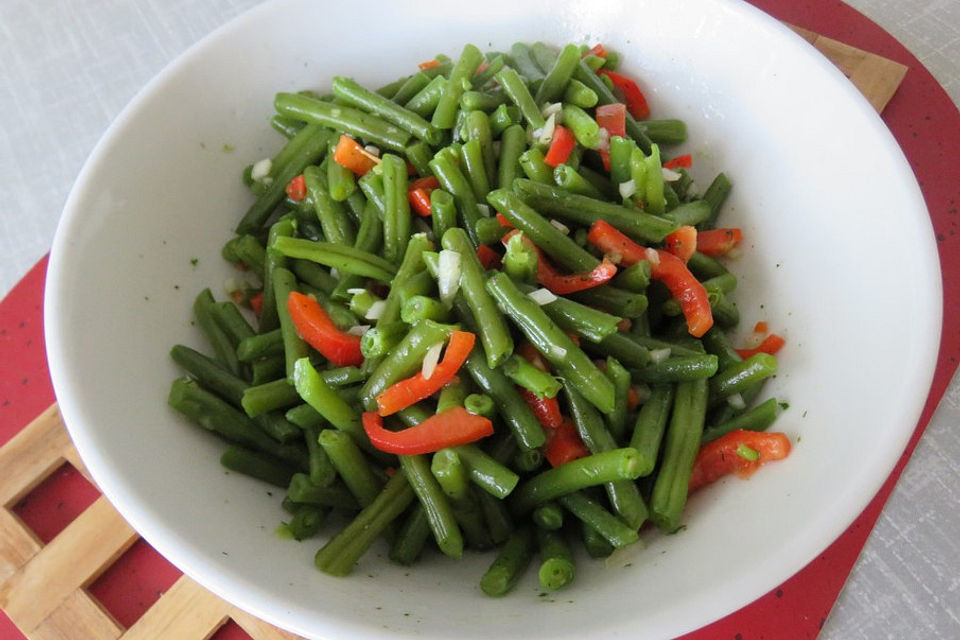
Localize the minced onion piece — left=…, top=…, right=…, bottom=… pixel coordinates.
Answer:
left=347, top=325, right=371, bottom=336
left=251, top=158, right=272, bottom=181
left=618, top=179, right=636, bottom=199
left=421, top=341, right=445, bottom=380
left=527, top=288, right=558, bottom=305
left=541, top=102, right=563, bottom=119
left=549, top=219, right=570, bottom=235
left=346, top=288, right=366, bottom=295
left=550, top=345, right=567, bottom=360
left=649, top=347, right=672, bottom=364
left=596, top=127, right=610, bottom=152
left=537, top=113, right=557, bottom=145
left=438, top=249, right=462, bottom=305
left=644, top=248, right=661, bottom=266
left=605, top=251, right=623, bottom=265
left=477, top=204, right=491, bottom=218
left=661, top=167, right=682, bottom=182
left=364, top=300, right=386, bottom=320
left=222, top=277, right=241, bottom=296
left=330, top=267, right=340, bottom=279
left=363, top=145, right=381, bottom=157
left=726, top=393, right=747, bottom=410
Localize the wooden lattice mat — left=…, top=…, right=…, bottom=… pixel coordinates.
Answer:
left=0, top=28, right=906, bottom=640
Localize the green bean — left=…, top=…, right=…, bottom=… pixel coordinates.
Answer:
left=534, top=44, right=581, bottom=104
left=378, top=233, right=434, bottom=328
left=464, top=110, right=496, bottom=185
left=702, top=397, right=783, bottom=444
left=529, top=41, right=557, bottom=73
left=304, top=165, right=355, bottom=245
left=236, top=124, right=332, bottom=234
left=240, top=377, right=300, bottom=417
left=271, top=236, right=396, bottom=283
left=701, top=326, right=744, bottom=371
left=376, top=74, right=410, bottom=99
left=502, top=354, right=561, bottom=398
left=333, top=76, right=442, bottom=145
left=532, top=502, right=564, bottom=530
left=588, top=331, right=652, bottom=368
left=476, top=489, right=515, bottom=544
left=315, top=473, right=415, bottom=576
left=429, top=151, right=483, bottom=246
left=496, top=124, right=526, bottom=190
left=292, top=357, right=363, bottom=440
left=404, top=75, right=447, bottom=120
left=170, top=344, right=245, bottom=405
left=512, top=448, right=544, bottom=472
left=304, top=424, right=337, bottom=487
left=400, top=295, right=450, bottom=324
left=270, top=114, right=305, bottom=138
left=557, top=491, right=639, bottom=548
left=391, top=74, right=433, bottom=106
left=537, top=528, right=576, bottom=591
left=461, top=90, right=506, bottom=112
left=708, top=353, right=778, bottom=406
left=553, top=164, right=603, bottom=198
left=486, top=272, right=614, bottom=413
left=562, top=104, right=601, bottom=149
left=562, top=78, right=598, bottom=108
left=489, top=103, right=521, bottom=136
left=609, top=135, right=635, bottom=187
left=431, top=449, right=492, bottom=549
left=475, top=215, right=508, bottom=246
left=462, top=393, right=494, bottom=418
left=279, top=503, right=327, bottom=541
left=687, top=251, right=729, bottom=280
left=459, top=138, right=491, bottom=200
left=359, top=320, right=454, bottom=410
left=389, top=503, right=431, bottom=566
left=650, top=378, right=709, bottom=532
left=664, top=200, right=712, bottom=226
left=442, top=227, right=514, bottom=368
left=357, top=170, right=386, bottom=215
left=193, top=289, right=243, bottom=377
left=566, top=387, right=648, bottom=529
left=226, top=235, right=266, bottom=279
left=285, top=403, right=324, bottom=430
left=500, top=231, right=536, bottom=284
left=472, top=53, right=505, bottom=87
left=509, top=42, right=546, bottom=81
left=287, top=474, right=360, bottom=510
left=319, top=429, right=382, bottom=508
left=220, top=445, right=295, bottom=488
left=629, top=383, right=675, bottom=476
left=573, top=61, right=652, bottom=153
left=274, top=93, right=410, bottom=153
left=251, top=356, right=285, bottom=385
left=518, top=148, right=553, bottom=184
left=701, top=172, right=733, bottom=229
left=487, top=189, right=597, bottom=272
left=433, top=43, right=484, bottom=129
left=631, top=354, right=719, bottom=383
left=582, top=54, right=605, bottom=72
left=326, top=145, right=358, bottom=202
left=512, top=179, right=677, bottom=243
left=516, top=284, right=622, bottom=343
left=450, top=442, right=521, bottom=499
left=271, top=267, right=308, bottom=378
left=480, top=525, right=534, bottom=597
left=612, top=260, right=652, bottom=293
left=580, top=519, right=615, bottom=558
left=380, top=153, right=411, bottom=264
left=603, top=357, right=632, bottom=442
left=708, top=290, right=740, bottom=328
left=496, top=67, right=545, bottom=129
left=571, top=285, right=648, bottom=319
left=290, top=258, right=338, bottom=294
left=400, top=455, right=463, bottom=559
left=511, top=448, right=643, bottom=513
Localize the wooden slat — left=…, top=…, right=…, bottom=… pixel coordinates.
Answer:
left=0, top=405, right=73, bottom=507
left=121, top=575, right=230, bottom=640
left=0, top=510, right=41, bottom=585
left=232, top=608, right=308, bottom=640
left=29, top=589, right=124, bottom=640
left=788, top=24, right=908, bottom=112
left=0, top=496, right=137, bottom=632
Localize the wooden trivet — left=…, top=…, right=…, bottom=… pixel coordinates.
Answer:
left=0, top=27, right=906, bottom=640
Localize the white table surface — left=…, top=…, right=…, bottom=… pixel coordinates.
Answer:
left=1, top=1, right=957, bottom=637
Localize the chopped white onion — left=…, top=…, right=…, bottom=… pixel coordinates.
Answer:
left=595, top=127, right=610, bottom=152
left=538, top=113, right=557, bottom=145
left=251, top=158, right=272, bottom=181
left=363, top=145, right=381, bottom=157
left=437, top=249, right=462, bottom=305
left=364, top=300, right=386, bottom=320
left=549, top=345, right=567, bottom=360
left=527, top=288, right=558, bottom=305
left=541, top=102, right=563, bottom=119
left=661, top=167, right=682, bottom=182
left=649, top=347, right=672, bottom=364
left=477, top=204, right=491, bottom=218
left=330, top=267, right=339, bottom=279
left=605, top=251, right=623, bottom=265
left=618, top=179, right=636, bottom=199
left=346, top=288, right=366, bottom=295
left=549, top=219, right=570, bottom=235
left=222, top=277, right=241, bottom=295
left=726, top=393, right=747, bottom=410
left=421, top=342, right=445, bottom=380
left=346, top=325, right=371, bottom=336
left=644, top=248, right=661, bottom=266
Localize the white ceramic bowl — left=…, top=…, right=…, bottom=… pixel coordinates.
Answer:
left=45, top=0, right=941, bottom=638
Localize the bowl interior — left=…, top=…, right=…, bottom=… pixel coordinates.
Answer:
left=45, top=0, right=941, bottom=638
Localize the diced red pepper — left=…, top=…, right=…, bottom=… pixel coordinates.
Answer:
left=587, top=221, right=713, bottom=337
left=662, top=154, right=693, bottom=170
left=418, top=59, right=440, bottom=70
left=409, top=188, right=432, bottom=217
left=476, top=244, right=502, bottom=270
left=688, top=430, right=791, bottom=492
left=287, top=291, right=364, bottom=366
left=583, top=44, right=608, bottom=59
left=376, top=330, right=476, bottom=416
left=333, top=135, right=379, bottom=176
left=476, top=61, right=489, bottom=74
left=543, top=418, right=590, bottom=467
left=249, top=292, right=263, bottom=316
left=502, top=229, right=617, bottom=294
left=626, top=386, right=641, bottom=411
left=495, top=212, right=514, bottom=228
left=664, top=225, right=697, bottom=263
left=595, top=103, right=627, bottom=171
left=696, top=228, right=743, bottom=257
left=517, top=341, right=550, bottom=373
left=362, top=406, right=494, bottom=456
left=597, top=69, right=651, bottom=120
left=737, top=334, right=786, bottom=360
left=543, top=125, right=576, bottom=168
left=520, top=389, right=564, bottom=429
left=285, top=174, right=307, bottom=201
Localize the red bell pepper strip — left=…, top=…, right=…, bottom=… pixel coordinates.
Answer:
left=543, top=125, right=576, bottom=168
left=753, top=321, right=769, bottom=334
left=696, top=228, right=743, bottom=257
left=736, top=333, right=786, bottom=360
left=248, top=292, right=263, bottom=317
left=688, top=430, right=791, bottom=492
left=287, top=291, right=364, bottom=366
left=587, top=220, right=713, bottom=337
left=517, top=341, right=550, bottom=372
left=597, top=69, right=651, bottom=120
left=662, top=154, right=692, bottom=170
left=285, top=174, right=307, bottom=201
left=595, top=103, right=626, bottom=170
left=375, top=330, right=476, bottom=416
left=543, top=418, right=590, bottom=467
left=502, top=229, right=617, bottom=294
left=332, top=134, right=379, bottom=176
left=410, top=176, right=440, bottom=191
left=520, top=389, right=564, bottom=429
left=408, top=176, right=441, bottom=217
left=418, top=59, right=440, bottom=70
left=495, top=212, right=514, bottom=228
left=362, top=406, right=494, bottom=455
left=583, top=44, right=608, bottom=59
left=663, top=225, right=697, bottom=263
left=476, top=244, right=502, bottom=270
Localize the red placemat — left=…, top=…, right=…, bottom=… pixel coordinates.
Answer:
left=2, top=1, right=958, bottom=637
